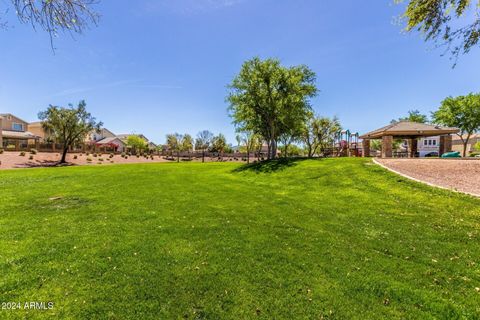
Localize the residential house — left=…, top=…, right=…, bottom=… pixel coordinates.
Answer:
left=86, top=128, right=126, bottom=152
left=418, top=136, right=440, bottom=157
left=0, top=113, right=40, bottom=150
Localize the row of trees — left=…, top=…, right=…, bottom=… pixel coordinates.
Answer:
left=165, top=131, right=228, bottom=162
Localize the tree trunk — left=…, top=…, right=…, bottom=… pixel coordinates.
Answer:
left=60, top=147, right=68, bottom=164
left=202, top=150, right=205, bottom=163
left=463, top=141, right=468, bottom=157
left=270, top=139, right=277, bottom=159
left=247, top=147, right=250, bottom=164
left=177, top=150, right=180, bottom=163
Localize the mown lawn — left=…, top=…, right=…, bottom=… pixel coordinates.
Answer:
left=0, top=158, right=479, bottom=319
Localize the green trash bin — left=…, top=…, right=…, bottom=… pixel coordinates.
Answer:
left=441, top=151, right=461, bottom=158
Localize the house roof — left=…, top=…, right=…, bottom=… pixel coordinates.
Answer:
left=96, top=137, right=125, bottom=146
left=1, top=130, right=40, bottom=139
left=0, top=113, right=30, bottom=124
left=360, top=121, right=459, bottom=139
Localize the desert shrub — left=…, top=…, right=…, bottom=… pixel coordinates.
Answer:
left=30, top=149, right=37, bottom=155
left=470, top=152, right=480, bottom=157
left=73, top=155, right=78, bottom=160
left=121, top=152, right=126, bottom=158
left=98, top=158, right=104, bottom=161
left=29, top=155, right=34, bottom=160
left=93, top=153, right=98, bottom=157
left=19, top=151, right=26, bottom=156
left=0, top=148, right=3, bottom=154
left=86, top=157, right=93, bottom=162
left=109, top=153, right=114, bottom=158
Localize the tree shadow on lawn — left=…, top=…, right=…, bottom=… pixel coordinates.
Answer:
left=232, top=157, right=316, bottom=173
left=14, top=160, right=75, bottom=169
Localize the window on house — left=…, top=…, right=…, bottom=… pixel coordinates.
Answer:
left=12, top=123, right=24, bottom=131
left=432, top=140, right=437, bottom=146
left=424, top=140, right=428, bottom=146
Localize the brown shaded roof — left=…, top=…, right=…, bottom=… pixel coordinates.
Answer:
left=360, top=121, right=459, bottom=139
left=1, top=130, right=40, bottom=139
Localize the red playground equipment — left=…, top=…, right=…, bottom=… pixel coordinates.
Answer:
left=333, top=130, right=361, bottom=157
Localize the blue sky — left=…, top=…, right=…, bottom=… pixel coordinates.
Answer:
left=1, top=0, right=479, bottom=144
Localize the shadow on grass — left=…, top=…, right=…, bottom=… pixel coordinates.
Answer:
left=14, top=160, right=75, bottom=169
left=232, top=157, right=313, bottom=173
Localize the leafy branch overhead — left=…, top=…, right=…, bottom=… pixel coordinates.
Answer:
left=7, top=0, right=99, bottom=47
left=398, top=0, right=480, bottom=61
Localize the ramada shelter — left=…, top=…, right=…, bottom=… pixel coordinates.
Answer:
left=360, top=121, right=459, bottom=158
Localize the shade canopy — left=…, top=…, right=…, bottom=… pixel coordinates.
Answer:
left=359, top=121, right=459, bottom=139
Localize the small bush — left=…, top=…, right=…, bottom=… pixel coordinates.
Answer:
left=19, top=151, right=26, bottom=156
left=0, top=148, right=4, bottom=154
left=98, top=158, right=104, bottom=161
left=86, top=157, right=93, bottom=162
left=109, top=153, right=114, bottom=158
left=30, top=149, right=37, bottom=155
left=93, top=153, right=98, bottom=157
left=73, top=155, right=78, bottom=160
left=29, top=155, right=34, bottom=160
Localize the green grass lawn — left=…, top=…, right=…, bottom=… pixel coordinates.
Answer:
left=0, top=158, right=479, bottom=319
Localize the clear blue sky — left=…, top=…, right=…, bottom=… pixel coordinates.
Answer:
left=1, top=0, right=479, bottom=145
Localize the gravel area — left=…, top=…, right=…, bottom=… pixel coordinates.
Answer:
left=376, top=158, right=480, bottom=197
left=0, top=152, right=247, bottom=170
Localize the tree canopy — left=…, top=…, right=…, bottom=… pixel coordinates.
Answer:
left=2, top=0, right=99, bottom=48
left=227, top=57, right=317, bottom=159
left=432, top=93, right=480, bottom=156
left=397, top=110, right=429, bottom=123
left=126, top=135, right=147, bottom=153
left=38, top=100, right=102, bottom=163
left=397, top=0, right=480, bottom=61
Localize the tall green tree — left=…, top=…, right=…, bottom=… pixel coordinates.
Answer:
left=432, top=93, right=480, bottom=156
left=302, top=113, right=320, bottom=158
left=397, top=0, right=480, bottom=61
left=181, top=134, right=194, bottom=159
left=316, top=116, right=342, bottom=155
left=3, top=1, right=99, bottom=48
left=212, top=134, right=227, bottom=160
left=166, top=133, right=183, bottom=162
left=236, top=131, right=260, bottom=164
left=228, top=57, right=317, bottom=160
left=195, top=130, right=214, bottom=163
left=38, top=100, right=102, bottom=164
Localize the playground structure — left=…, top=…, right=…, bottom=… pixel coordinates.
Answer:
left=331, top=130, right=362, bottom=157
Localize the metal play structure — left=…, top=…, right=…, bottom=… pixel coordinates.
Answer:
left=333, top=130, right=361, bottom=157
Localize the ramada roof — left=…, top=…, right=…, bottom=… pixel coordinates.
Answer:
left=359, top=121, right=459, bottom=139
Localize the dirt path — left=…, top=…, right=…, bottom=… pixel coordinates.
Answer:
left=375, top=158, right=480, bottom=197
left=0, top=152, right=246, bottom=170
